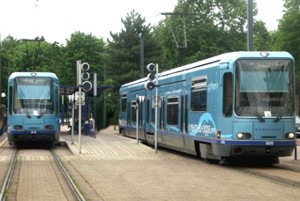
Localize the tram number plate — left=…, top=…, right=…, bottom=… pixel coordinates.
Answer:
left=266, top=141, right=274, bottom=146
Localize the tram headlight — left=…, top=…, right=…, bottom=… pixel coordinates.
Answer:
left=237, top=133, right=243, bottom=139
left=236, top=132, right=251, bottom=139
left=285, top=132, right=295, bottom=139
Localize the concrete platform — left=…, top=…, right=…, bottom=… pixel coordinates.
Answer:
left=60, top=126, right=159, bottom=160
left=60, top=125, right=300, bottom=164
left=57, top=126, right=300, bottom=201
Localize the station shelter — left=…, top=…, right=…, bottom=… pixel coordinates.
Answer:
left=60, top=85, right=111, bottom=136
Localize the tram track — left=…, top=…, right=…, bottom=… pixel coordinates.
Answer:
left=0, top=145, right=86, bottom=201
left=51, top=149, right=86, bottom=201
left=228, top=161, right=300, bottom=189
left=0, top=149, right=17, bottom=200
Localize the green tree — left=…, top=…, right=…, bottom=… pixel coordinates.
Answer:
left=0, top=35, right=20, bottom=96
left=107, top=10, right=162, bottom=122
left=63, top=31, right=106, bottom=86
left=253, top=20, right=272, bottom=51
left=273, top=0, right=300, bottom=94
left=1, top=36, right=65, bottom=78
left=273, top=0, right=300, bottom=61
left=154, top=0, right=262, bottom=68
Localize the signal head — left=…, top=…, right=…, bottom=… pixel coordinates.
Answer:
left=144, top=81, right=155, bottom=90
left=147, top=72, right=156, bottom=81
left=81, top=72, right=90, bottom=80
left=147, top=63, right=156, bottom=72
left=81, top=62, right=90, bottom=71
left=82, top=81, right=92, bottom=91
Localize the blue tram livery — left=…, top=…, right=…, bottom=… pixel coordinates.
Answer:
left=119, top=51, right=296, bottom=162
left=7, top=72, right=60, bottom=145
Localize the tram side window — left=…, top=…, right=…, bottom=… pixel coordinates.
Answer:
left=223, top=73, right=233, bottom=117
left=121, top=94, right=127, bottom=112
left=167, top=97, right=179, bottom=125
left=191, top=76, right=207, bottom=112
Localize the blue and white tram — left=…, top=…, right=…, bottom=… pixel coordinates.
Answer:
left=119, top=52, right=296, bottom=161
left=119, top=52, right=297, bottom=162
left=7, top=72, right=60, bottom=145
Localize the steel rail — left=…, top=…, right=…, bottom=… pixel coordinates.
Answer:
left=51, top=150, right=86, bottom=201
left=0, top=149, right=18, bottom=201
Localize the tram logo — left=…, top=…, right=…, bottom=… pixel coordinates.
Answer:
left=190, top=113, right=217, bottom=136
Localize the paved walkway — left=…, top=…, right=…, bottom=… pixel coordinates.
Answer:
left=61, top=126, right=159, bottom=160
left=59, top=126, right=300, bottom=201
left=61, top=126, right=300, bottom=164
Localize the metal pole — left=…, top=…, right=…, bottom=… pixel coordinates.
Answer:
left=140, top=33, right=144, bottom=78
left=154, top=64, right=159, bottom=153
left=247, top=0, right=253, bottom=51
left=71, top=102, right=74, bottom=144
left=103, top=63, right=107, bottom=128
left=77, top=60, right=82, bottom=154
left=136, top=102, right=139, bottom=144
left=93, top=73, right=97, bottom=138
left=61, top=95, right=64, bottom=124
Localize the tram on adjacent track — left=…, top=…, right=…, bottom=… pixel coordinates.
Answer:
left=119, top=51, right=296, bottom=163
left=7, top=72, right=60, bottom=146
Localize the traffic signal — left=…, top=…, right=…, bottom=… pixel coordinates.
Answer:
left=81, top=62, right=90, bottom=80
left=81, top=62, right=92, bottom=91
left=144, top=63, right=156, bottom=90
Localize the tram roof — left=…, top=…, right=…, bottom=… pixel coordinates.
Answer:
left=120, top=51, right=293, bottom=89
left=9, top=72, right=58, bottom=79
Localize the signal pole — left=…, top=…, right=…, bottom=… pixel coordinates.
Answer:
left=77, top=61, right=83, bottom=154
left=154, top=64, right=159, bottom=153
left=145, top=63, right=159, bottom=153
left=76, top=61, right=92, bottom=154
left=247, top=0, right=253, bottom=51
left=139, top=33, right=144, bottom=78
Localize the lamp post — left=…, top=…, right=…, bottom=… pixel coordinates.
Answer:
left=103, top=62, right=106, bottom=128
left=139, top=33, right=144, bottom=78
left=247, top=0, right=253, bottom=51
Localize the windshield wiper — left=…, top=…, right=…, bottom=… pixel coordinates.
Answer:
left=250, top=106, right=265, bottom=122
left=274, top=104, right=290, bottom=122
left=37, top=111, right=44, bottom=118
left=21, top=99, right=31, bottom=119
left=38, top=101, right=46, bottom=118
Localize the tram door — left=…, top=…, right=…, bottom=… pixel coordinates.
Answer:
left=220, top=71, right=233, bottom=135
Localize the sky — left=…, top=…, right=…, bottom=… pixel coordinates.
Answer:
left=0, top=0, right=284, bottom=45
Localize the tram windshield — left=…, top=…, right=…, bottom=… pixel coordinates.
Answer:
left=235, top=59, right=294, bottom=119
left=13, top=77, right=54, bottom=116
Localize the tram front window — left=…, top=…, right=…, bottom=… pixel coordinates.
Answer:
left=13, top=78, right=54, bottom=115
left=235, top=59, right=294, bottom=118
